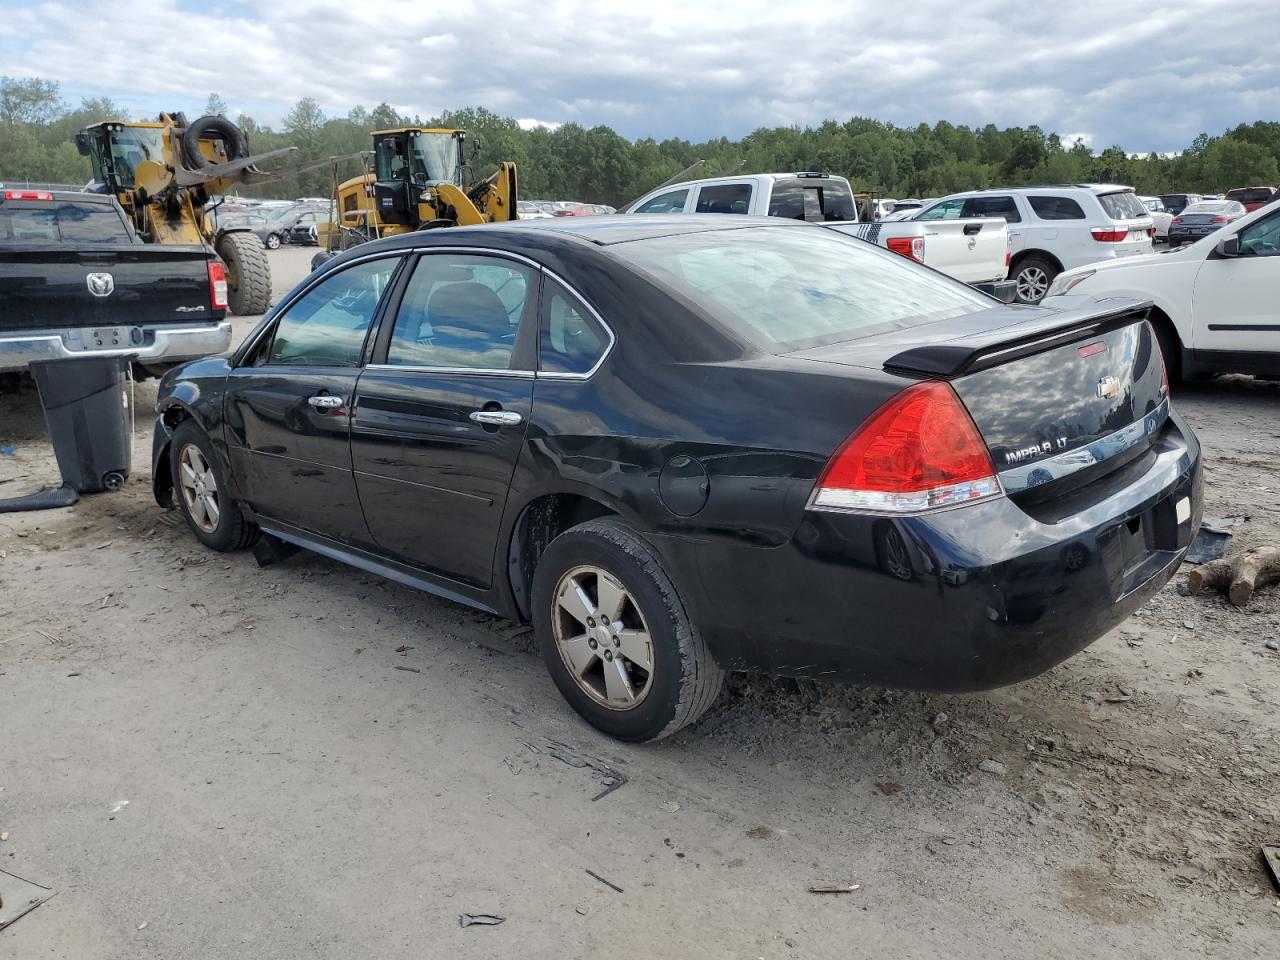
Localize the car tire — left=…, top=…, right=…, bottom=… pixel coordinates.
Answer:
left=532, top=518, right=724, bottom=742
left=169, top=420, right=259, bottom=552
left=1167, top=238, right=1180, bottom=249
left=265, top=233, right=282, bottom=250
left=1152, top=320, right=1183, bottom=384
left=1010, top=255, right=1058, bottom=305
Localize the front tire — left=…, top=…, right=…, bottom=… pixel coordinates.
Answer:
left=265, top=232, right=282, bottom=250
left=1010, top=255, right=1058, bottom=305
left=532, top=519, right=724, bottom=742
left=170, top=420, right=258, bottom=552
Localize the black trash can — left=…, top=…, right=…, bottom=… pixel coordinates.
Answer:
left=29, top=356, right=133, bottom=493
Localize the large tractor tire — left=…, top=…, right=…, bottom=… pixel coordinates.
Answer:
left=182, top=115, right=249, bottom=170
left=215, top=230, right=271, bottom=316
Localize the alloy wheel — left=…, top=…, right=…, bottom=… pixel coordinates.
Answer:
left=1016, top=266, right=1049, bottom=302
left=552, top=564, right=654, bottom=710
left=178, top=443, right=221, bottom=534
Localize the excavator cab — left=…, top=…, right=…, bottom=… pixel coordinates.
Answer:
left=371, top=128, right=468, bottom=226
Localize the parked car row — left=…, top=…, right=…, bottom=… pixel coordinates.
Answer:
left=518, top=200, right=617, bottom=220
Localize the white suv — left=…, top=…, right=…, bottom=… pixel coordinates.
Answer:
left=914, top=185, right=1154, bottom=304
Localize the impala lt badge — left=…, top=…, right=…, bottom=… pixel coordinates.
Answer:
left=86, top=272, right=114, bottom=297
left=1097, top=376, right=1120, bottom=400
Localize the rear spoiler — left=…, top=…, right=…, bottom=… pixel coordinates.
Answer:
left=883, top=299, right=1153, bottom=378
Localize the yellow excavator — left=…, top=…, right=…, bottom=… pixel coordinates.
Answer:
left=75, top=112, right=292, bottom=314
left=317, top=127, right=517, bottom=261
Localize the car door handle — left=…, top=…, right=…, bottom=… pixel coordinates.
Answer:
left=469, top=409, right=523, bottom=426
left=308, top=395, right=345, bottom=410
left=964, top=223, right=983, bottom=236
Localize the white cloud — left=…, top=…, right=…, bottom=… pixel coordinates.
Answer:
left=0, top=0, right=1275, bottom=152
left=516, top=117, right=562, bottom=131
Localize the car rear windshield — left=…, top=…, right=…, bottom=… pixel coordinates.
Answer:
left=1097, top=191, right=1148, bottom=221
left=610, top=226, right=989, bottom=351
left=1226, top=188, right=1275, bottom=204
left=767, top=178, right=857, bottom=222
left=0, top=200, right=132, bottom=244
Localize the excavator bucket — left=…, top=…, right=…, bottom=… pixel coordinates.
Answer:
left=172, top=146, right=296, bottom=187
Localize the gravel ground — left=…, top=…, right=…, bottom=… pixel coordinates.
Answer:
left=1, top=245, right=1278, bottom=958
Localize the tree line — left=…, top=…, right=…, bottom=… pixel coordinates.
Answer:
left=3, top=77, right=1278, bottom=205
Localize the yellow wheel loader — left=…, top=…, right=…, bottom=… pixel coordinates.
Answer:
left=317, top=127, right=517, bottom=264
left=75, top=113, right=292, bottom=315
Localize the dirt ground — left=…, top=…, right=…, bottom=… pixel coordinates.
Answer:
left=2, top=245, right=1278, bottom=959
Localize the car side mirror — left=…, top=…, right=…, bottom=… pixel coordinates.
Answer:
left=1215, top=235, right=1240, bottom=258
left=74, top=132, right=91, bottom=156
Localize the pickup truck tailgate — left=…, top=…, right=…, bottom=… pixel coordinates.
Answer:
left=0, top=244, right=219, bottom=331
left=917, top=217, right=1008, bottom=284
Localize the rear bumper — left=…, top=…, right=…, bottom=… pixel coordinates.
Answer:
left=0, top=322, right=233, bottom=373
left=658, top=412, right=1202, bottom=691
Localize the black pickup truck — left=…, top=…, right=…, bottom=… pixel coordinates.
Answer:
left=0, top=189, right=232, bottom=376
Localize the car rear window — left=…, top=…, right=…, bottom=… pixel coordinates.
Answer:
left=1028, top=196, right=1085, bottom=220
left=766, top=178, right=856, bottom=222
left=1097, top=191, right=1148, bottom=221
left=1226, top=188, right=1275, bottom=204
left=961, top=195, right=1022, bottom=223
left=611, top=226, right=989, bottom=351
left=0, top=201, right=132, bottom=244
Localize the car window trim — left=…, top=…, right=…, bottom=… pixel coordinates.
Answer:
left=535, top=272, right=618, bottom=380
left=233, top=250, right=408, bottom=368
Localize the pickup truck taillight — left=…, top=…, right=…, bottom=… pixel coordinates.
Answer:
left=1006, top=236, right=1013, bottom=267
left=886, top=235, right=925, bottom=263
left=208, top=261, right=229, bottom=311
left=3, top=190, right=53, bottom=201
left=1090, top=227, right=1129, bottom=242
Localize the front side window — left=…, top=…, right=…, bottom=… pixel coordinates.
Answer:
left=385, top=254, right=536, bottom=369
left=633, top=189, right=688, bottom=214
left=539, top=278, right=609, bottom=375
left=265, top=257, right=400, bottom=366
left=613, top=226, right=988, bottom=351
left=1237, top=212, right=1280, bottom=256
left=695, top=183, right=753, bottom=215
left=917, top=198, right=967, bottom=221
left=1028, top=196, right=1085, bottom=220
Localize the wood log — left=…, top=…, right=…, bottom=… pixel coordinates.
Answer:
left=1187, top=546, right=1280, bottom=607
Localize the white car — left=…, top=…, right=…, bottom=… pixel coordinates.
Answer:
left=1042, top=199, right=1280, bottom=379
left=915, top=185, right=1154, bottom=304
left=1140, top=196, right=1174, bottom=240
left=517, top=200, right=552, bottom=220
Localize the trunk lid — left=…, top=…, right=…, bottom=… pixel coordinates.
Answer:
left=787, top=300, right=1168, bottom=496
left=0, top=244, right=219, bottom=332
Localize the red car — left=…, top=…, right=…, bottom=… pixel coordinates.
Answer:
left=1224, top=186, right=1277, bottom=212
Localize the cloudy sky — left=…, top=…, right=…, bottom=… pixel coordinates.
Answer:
left=1, top=0, right=1275, bottom=150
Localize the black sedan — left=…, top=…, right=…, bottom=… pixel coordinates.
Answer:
left=1167, top=199, right=1247, bottom=247
left=152, top=216, right=1203, bottom=741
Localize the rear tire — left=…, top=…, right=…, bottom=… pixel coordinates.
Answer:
left=1010, top=255, right=1058, bottom=305
left=216, top=230, right=272, bottom=315
left=532, top=518, right=724, bottom=742
left=265, top=232, right=282, bottom=250
left=170, top=420, right=258, bottom=552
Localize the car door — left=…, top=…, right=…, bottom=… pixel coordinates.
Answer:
left=224, top=255, right=404, bottom=545
left=1190, top=208, right=1280, bottom=354
left=963, top=195, right=1025, bottom=258
left=350, top=250, right=539, bottom=587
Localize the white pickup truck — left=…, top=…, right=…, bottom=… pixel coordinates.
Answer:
left=626, top=172, right=1011, bottom=294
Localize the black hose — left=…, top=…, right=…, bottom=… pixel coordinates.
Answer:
left=0, top=483, right=80, bottom=513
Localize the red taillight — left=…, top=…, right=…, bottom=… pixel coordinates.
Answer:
left=1147, top=227, right=1156, bottom=238
left=3, top=190, right=53, bottom=201
left=1005, top=236, right=1013, bottom=267
left=1171, top=216, right=1183, bottom=224
left=886, top=235, right=925, bottom=263
left=810, top=381, right=1000, bottom=514
left=208, top=260, right=229, bottom=311
left=1210, top=215, right=1229, bottom=223
left=1090, top=227, right=1128, bottom=242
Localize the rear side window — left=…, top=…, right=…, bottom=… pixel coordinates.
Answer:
left=961, top=196, right=1022, bottom=223
left=539, top=277, right=609, bottom=375
left=0, top=201, right=131, bottom=244
left=1097, top=192, right=1148, bottom=220
left=767, top=179, right=856, bottom=222
left=1028, top=196, right=1085, bottom=220
left=633, top=189, right=688, bottom=214
left=695, top=184, right=752, bottom=215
